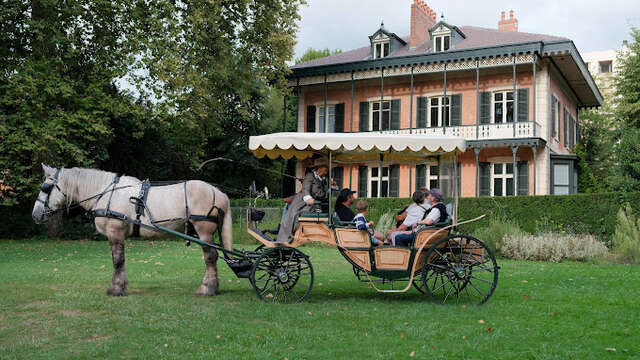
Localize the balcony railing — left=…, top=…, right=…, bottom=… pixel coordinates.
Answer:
left=373, top=121, right=542, bottom=140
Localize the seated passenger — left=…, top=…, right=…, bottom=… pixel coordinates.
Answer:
left=334, top=188, right=356, bottom=222
left=394, top=188, right=449, bottom=247
left=386, top=191, right=428, bottom=245
left=353, top=200, right=385, bottom=246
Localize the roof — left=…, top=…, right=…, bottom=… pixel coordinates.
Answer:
left=249, top=132, right=466, bottom=160
left=292, top=26, right=567, bottom=69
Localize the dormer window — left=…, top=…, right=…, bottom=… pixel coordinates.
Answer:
left=374, top=41, right=390, bottom=59
left=434, top=35, right=450, bottom=52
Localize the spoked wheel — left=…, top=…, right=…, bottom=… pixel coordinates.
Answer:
left=421, top=235, right=499, bottom=305
left=250, top=246, right=314, bottom=303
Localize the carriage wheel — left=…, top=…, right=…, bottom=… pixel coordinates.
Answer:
left=250, top=247, right=314, bottom=303
left=421, top=235, right=498, bottom=305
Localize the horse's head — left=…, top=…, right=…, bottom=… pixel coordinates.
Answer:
left=32, top=164, right=67, bottom=224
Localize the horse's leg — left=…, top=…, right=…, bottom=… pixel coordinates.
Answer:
left=194, top=222, right=219, bottom=296
left=106, top=225, right=128, bottom=296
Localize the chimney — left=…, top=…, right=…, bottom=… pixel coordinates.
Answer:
left=498, top=9, right=518, bottom=32
left=410, top=0, right=437, bottom=49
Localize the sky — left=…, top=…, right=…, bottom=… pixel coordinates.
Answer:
left=292, top=0, right=639, bottom=61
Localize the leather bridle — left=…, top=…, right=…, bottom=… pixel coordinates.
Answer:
left=35, top=169, right=68, bottom=214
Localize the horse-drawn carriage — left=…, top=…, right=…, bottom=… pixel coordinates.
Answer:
left=244, top=132, right=499, bottom=305
left=33, top=132, right=498, bottom=304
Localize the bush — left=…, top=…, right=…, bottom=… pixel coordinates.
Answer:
left=500, top=232, right=608, bottom=262
left=612, top=204, right=640, bottom=263
left=472, top=216, right=524, bottom=254
left=374, top=211, right=395, bottom=233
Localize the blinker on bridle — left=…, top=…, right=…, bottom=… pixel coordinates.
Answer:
left=36, top=169, right=67, bottom=213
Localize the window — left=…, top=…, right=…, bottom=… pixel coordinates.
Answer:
left=415, top=164, right=439, bottom=190
left=317, top=105, right=336, bottom=133
left=429, top=165, right=439, bottom=189
left=491, top=163, right=514, bottom=196
left=599, top=61, right=612, bottom=74
left=552, top=95, right=560, bottom=140
left=433, top=35, right=451, bottom=52
left=493, top=91, right=514, bottom=123
left=370, top=166, right=389, bottom=198
left=370, top=100, right=391, bottom=131
left=427, top=96, right=451, bottom=127
left=374, top=41, right=390, bottom=59
left=553, top=164, right=570, bottom=195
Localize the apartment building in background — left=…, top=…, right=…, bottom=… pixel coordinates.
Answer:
left=287, top=0, right=603, bottom=198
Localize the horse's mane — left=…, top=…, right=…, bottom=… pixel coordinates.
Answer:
left=59, top=167, right=120, bottom=206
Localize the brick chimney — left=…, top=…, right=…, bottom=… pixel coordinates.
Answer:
left=410, top=0, right=437, bottom=49
left=498, top=10, right=518, bottom=31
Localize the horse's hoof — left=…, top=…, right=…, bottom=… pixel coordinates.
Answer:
left=107, top=286, right=127, bottom=297
left=195, top=285, right=217, bottom=296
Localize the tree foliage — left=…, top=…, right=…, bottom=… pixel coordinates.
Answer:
left=614, top=28, right=640, bottom=129
left=295, top=48, right=342, bottom=64
left=0, top=0, right=306, bottom=205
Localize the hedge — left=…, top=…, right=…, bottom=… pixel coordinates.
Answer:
left=4, top=193, right=639, bottom=240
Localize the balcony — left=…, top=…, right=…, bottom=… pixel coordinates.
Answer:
left=374, top=121, right=542, bottom=140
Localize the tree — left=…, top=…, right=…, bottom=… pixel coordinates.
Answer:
left=295, top=48, right=342, bottom=64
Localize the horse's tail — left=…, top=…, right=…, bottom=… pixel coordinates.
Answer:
left=219, top=194, right=233, bottom=252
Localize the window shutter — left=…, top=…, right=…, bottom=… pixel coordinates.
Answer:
left=359, top=102, right=369, bottom=132
left=332, top=166, right=344, bottom=189
left=306, top=105, right=316, bottom=132
left=480, top=92, right=491, bottom=124
left=389, top=165, right=400, bottom=197
left=415, top=164, right=426, bottom=189
left=517, top=161, right=529, bottom=196
left=517, top=88, right=529, bottom=122
left=551, top=97, right=556, bottom=137
left=563, top=109, right=568, bottom=147
left=450, top=94, right=462, bottom=126
left=417, top=97, right=427, bottom=128
left=334, top=103, right=345, bottom=133
left=479, top=162, right=490, bottom=196
left=358, top=166, right=368, bottom=198
left=391, top=99, right=401, bottom=130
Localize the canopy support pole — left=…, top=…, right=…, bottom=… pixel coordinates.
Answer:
left=328, top=151, right=332, bottom=223
left=443, top=63, right=447, bottom=134
left=474, top=148, right=480, bottom=197
left=454, top=153, right=458, bottom=224
left=350, top=71, right=355, bottom=132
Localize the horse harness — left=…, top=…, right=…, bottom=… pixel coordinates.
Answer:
left=36, top=169, right=67, bottom=213
left=88, top=177, right=224, bottom=247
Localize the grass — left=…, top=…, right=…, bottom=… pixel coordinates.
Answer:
left=1, top=239, right=639, bottom=359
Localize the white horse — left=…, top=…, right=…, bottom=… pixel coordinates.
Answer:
left=32, top=164, right=233, bottom=297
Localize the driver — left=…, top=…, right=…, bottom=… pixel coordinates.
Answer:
left=276, top=163, right=331, bottom=244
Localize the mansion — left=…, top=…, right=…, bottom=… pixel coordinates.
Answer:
left=287, top=1, right=602, bottom=198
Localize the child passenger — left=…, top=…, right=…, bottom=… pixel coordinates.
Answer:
left=353, top=200, right=386, bottom=246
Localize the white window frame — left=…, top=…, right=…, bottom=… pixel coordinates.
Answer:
left=426, top=95, right=451, bottom=127
left=490, top=162, right=515, bottom=197
left=428, top=164, right=439, bottom=189
left=433, top=35, right=451, bottom=52
left=373, top=40, right=390, bottom=59
left=492, top=90, right=515, bottom=124
left=598, top=60, right=612, bottom=74
left=313, top=103, right=337, bottom=133
left=369, top=99, right=392, bottom=131
left=369, top=166, right=389, bottom=198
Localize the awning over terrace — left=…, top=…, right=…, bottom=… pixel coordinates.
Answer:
left=249, top=132, right=466, bottom=161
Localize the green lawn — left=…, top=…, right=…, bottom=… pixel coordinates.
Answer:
left=0, top=239, right=638, bottom=359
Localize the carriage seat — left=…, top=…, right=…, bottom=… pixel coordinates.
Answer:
left=298, top=212, right=329, bottom=223
left=331, top=212, right=357, bottom=227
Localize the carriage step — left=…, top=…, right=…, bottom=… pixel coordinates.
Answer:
left=227, top=261, right=254, bottom=279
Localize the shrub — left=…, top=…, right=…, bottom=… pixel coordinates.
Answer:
left=500, top=232, right=608, bottom=262
left=612, top=204, right=640, bottom=263
left=472, top=216, right=524, bottom=254
left=374, top=211, right=395, bottom=233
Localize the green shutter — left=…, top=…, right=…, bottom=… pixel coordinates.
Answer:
left=417, top=97, right=427, bottom=128
left=479, top=162, right=490, bottom=196
left=389, top=165, right=399, bottom=197
left=332, top=166, right=344, bottom=189
left=551, top=96, right=556, bottom=137
left=391, top=99, right=401, bottom=130
left=450, top=94, right=461, bottom=126
left=306, top=105, right=316, bottom=132
left=335, top=103, right=345, bottom=133
left=563, top=109, right=568, bottom=147
left=358, top=166, right=368, bottom=198
left=517, top=88, right=529, bottom=122
left=517, top=161, right=529, bottom=196
left=480, top=92, right=491, bottom=124
left=415, top=164, right=426, bottom=189
left=359, top=102, right=369, bottom=132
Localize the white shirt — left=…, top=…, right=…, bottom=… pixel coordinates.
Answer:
left=402, top=202, right=428, bottom=227
left=424, top=204, right=441, bottom=224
